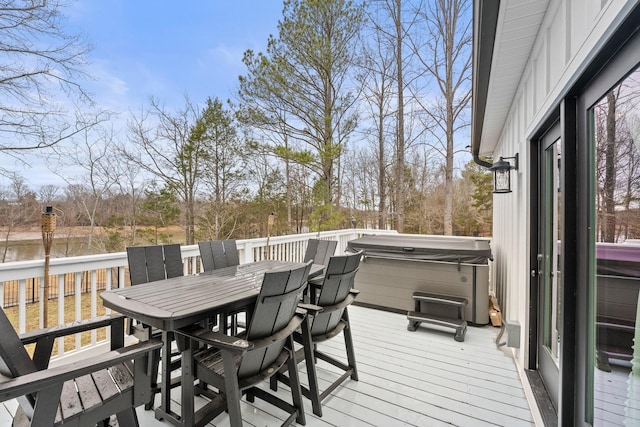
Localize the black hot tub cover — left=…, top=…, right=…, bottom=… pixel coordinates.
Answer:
left=347, top=234, right=492, bottom=265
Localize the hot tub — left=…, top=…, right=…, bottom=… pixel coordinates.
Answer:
left=347, top=234, right=492, bottom=325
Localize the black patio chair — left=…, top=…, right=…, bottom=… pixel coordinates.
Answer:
left=303, top=238, right=338, bottom=267
left=128, top=243, right=184, bottom=286
left=199, top=239, right=240, bottom=271
left=126, top=243, right=184, bottom=410
left=303, top=239, right=338, bottom=303
left=0, top=307, right=162, bottom=426
left=272, top=250, right=362, bottom=417
left=176, top=261, right=312, bottom=427
left=198, top=239, right=246, bottom=334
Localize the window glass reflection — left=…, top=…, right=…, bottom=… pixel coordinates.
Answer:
left=592, top=69, right=640, bottom=426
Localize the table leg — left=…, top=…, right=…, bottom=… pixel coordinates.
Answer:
left=155, top=330, right=183, bottom=426
left=181, top=338, right=195, bottom=426
left=161, top=331, right=172, bottom=412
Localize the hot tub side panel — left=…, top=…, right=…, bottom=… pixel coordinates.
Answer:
left=354, top=257, right=490, bottom=324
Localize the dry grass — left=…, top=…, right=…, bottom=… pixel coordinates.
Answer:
left=4, top=294, right=109, bottom=356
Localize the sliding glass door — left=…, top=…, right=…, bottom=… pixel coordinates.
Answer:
left=588, top=67, right=640, bottom=426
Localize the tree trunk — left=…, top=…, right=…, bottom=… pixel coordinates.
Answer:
left=603, top=92, right=617, bottom=242
left=378, top=97, right=387, bottom=230
left=395, top=0, right=405, bottom=233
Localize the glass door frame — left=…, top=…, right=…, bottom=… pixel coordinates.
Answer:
left=529, top=108, right=574, bottom=427
left=536, top=123, right=562, bottom=410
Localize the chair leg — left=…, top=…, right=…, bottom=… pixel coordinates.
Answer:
left=301, top=317, right=322, bottom=417
left=230, top=313, right=238, bottom=335
left=343, top=309, right=358, bottom=381
left=287, top=336, right=306, bottom=425
left=222, top=351, right=244, bottom=427
left=115, top=408, right=139, bottom=427
left=181, top=339, right=196, bottom=427
left=146, top=347, right=161, bottom=410
left=269, top=373, right=279, bottom=391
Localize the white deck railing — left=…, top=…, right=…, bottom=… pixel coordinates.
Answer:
left=0, top=229, right=397, bottom=359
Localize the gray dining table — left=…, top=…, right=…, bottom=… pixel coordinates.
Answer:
left=101, top=259, right=323, bottom=426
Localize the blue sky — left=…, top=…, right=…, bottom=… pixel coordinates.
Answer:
left=2, top=1, right=285, bottom=189
left=69, top=1, right=284, bottom=115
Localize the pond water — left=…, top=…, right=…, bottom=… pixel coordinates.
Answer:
left=1, top=238, right=94, bottom=263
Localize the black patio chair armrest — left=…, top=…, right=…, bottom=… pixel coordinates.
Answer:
left=19, top=314, right=126, bottom=345
left=249, top=313, right=305, bottom=351
left=18, top=314, right=128, bottom=370
left=176, top=326, right=254, bottom=354
left=297, top=303, right=323, bottom=315
left=318, top=289, right=360, bottom=314
left=0, top=338, right=162, bottom=403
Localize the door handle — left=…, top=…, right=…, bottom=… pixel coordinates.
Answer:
left=534, top=253, right=544, bottom=277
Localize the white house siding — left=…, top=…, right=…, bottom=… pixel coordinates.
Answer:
left=486, top=0, right=640, bottom=376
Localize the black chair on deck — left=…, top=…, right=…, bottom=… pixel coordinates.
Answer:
left=198, top=239, right=246, bottom=334
left=176, top=261, right=312, bottom=427
left=0, top=307, right=162, bottom=427
left=303, top=239, right=338, bottom=267
left=303, top=239, right=338, bottom=302
left=272, top=250, right=362, bottom=417
left=199, top=239, right=240, bottom=271
left=126, top=243, right=184, bottom=410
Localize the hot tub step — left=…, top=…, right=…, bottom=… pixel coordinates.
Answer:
left=408, top=292, right=469, bottom=342
left=407, top=311, right=468, bottom=342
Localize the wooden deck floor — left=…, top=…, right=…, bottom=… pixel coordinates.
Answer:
left=0, top=305, right=535, bottom=426
left=144, top=305, right=534, bottom=427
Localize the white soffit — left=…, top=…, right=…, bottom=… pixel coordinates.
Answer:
left=480, top=0, right=549, bottom=155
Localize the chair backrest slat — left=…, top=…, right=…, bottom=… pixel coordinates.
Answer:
left=163, top=244, right=184, bottom=278
left=311, top=251, right=362, bottom=337
left=238, top=262, right=311, bottom=379
left=0, top=308, right=37, bottom=378
left=127, top=247, right=149, bottom=285
left=0, top=307, right=38, bottom=417
left=145, top=246, right=166, bottom=283
left=223, top=240, right=240, bottom=266
left=198, top=241, right=215, bottom=272
left=303, top=239, right=320, bottom=263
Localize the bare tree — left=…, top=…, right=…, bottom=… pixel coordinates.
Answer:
left=392, top=0, right=406, bottom=232
left=38, top=184, right=60, bottom=205
left=358, top=4, right=398, bottom=229
left=236, top=93, right=302, bottom=233
left=53, top=124, right=118, bottom=251
left=125, top=96, right=207, bottom=245
left=411, top=0, right=472, bottom=235
left=0, top=173, right=33, bottom=262
left=110, top=143, right=148, bottom=246
left=0, top=1, right=103, bottom=164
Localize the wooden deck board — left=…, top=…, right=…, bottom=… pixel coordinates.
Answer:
left=134, top=305, right=535, bottom=427
left=0, top=305, right=535, bottom=426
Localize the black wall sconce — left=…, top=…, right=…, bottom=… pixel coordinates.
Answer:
left=490, top=153, right=519, bottom=193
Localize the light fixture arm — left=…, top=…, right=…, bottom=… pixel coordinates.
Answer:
left=500, top=153, right=519, bottom=171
